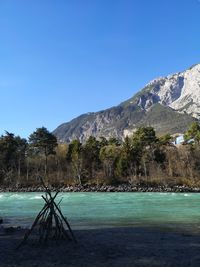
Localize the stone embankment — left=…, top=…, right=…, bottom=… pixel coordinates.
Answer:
left=1, top=184, right=200, bottom=193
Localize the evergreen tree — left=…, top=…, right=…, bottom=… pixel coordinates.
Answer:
left=0, top=132, right=27, bottom=185
left=29, top=127, right=57, bottom=175
left=82, top=136, right=101, bottom=179
left=184, top=122, right=200, bottom=145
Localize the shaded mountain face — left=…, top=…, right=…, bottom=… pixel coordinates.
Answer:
left=53, top=64, right=200, bottom=143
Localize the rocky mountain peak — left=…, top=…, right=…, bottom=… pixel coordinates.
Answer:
left=133, top=63, right=200, bottom=118
left=53, top=64, right=199, bottom=143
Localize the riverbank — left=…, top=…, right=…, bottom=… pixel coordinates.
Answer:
left=0, top=226, right=200, bottom=267
left=1, top=184, right=200, bottom=193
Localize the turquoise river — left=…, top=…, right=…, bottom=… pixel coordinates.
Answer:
left=1, top=192, right=200, bottom=231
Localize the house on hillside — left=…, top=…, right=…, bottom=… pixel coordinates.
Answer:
left=172, top=134, right=194, bottom=145
left=173, top=135, right=184, bottom=145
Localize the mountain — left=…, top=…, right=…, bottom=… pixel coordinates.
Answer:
left=53, top=64, right=200, bottom=143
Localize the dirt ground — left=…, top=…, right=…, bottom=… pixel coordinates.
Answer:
left=1, top=226, right=200, bottom=267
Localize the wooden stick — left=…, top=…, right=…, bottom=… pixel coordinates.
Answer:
left=17, top=176, right=76, bottom=247
left=54, top=202, right=77, bottom=243
left=16, top=204, right=49, bottom=249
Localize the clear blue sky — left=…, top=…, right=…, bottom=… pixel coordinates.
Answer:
left=0, top=0, right=200, bottom=138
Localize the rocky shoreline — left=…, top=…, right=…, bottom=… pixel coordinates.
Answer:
left=1, top=184, right=200, bottom=193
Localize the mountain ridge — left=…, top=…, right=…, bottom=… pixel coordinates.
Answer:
left=53, top=64, right=200, bottom=143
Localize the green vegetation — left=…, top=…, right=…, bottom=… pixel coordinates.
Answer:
left=29, top=127, right=57, bottom=175
left=1, top=124, right=200, bottom=188
left=184, top=122, right=200, bottom=144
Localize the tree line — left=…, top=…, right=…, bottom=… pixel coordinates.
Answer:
left=1, top=123, right=200, bottom=188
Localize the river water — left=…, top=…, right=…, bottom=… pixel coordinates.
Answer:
left=0, top=192, right=200, bottom=231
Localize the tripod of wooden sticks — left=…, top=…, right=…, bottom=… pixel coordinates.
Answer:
left=17, top=179, right=77, bottom=249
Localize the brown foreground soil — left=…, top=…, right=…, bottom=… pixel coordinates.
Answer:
left=1, top=227, right=200, bottom=267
